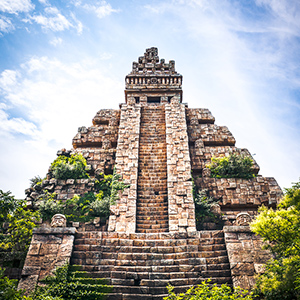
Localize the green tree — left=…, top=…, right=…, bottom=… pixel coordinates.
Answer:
left=0, top=190, right=39, bottom=254
left=0, top=190, right=19, bottom=227
left=164, top=280, right=253, bottom=300
left=251, top=180, right=300, bottom=300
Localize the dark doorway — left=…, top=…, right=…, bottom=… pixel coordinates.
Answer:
left=147, top=97, right=160, bottom=103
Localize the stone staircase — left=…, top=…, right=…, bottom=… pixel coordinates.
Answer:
left=71, top=230, right=232, bottom=300
left=136, top=106, right=169, bottom=233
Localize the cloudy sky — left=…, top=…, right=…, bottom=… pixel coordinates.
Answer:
left=0, top=0, right=299, bottom=198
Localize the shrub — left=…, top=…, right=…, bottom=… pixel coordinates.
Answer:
left=206, top=153, right=255, bottom=179
left=194, top=189, right=221, bottom=230
left=0, top=267, right=33, bottom=300
left=38, top=171, right=129, bottom=223
left=251, top=180, right=300, bottom=300
left=30, top=175, right=43, bottom=188
left=32, top=264, right=112, bottom=300
left=164, top=280, right=253, bottom=300
left=50, top=154, right=89, bottom=180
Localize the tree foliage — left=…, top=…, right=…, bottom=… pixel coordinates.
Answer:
left=0, top=190, right=39, bottom=254
left=251, top=180, right=300, bottom=300
left=164, top=280, right=253, bottom=300
left=207, top=153, right=255, bottom=179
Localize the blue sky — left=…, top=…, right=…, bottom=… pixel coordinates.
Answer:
left=0, top=0, right=299, bottom=198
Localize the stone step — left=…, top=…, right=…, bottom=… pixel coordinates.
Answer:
left=137, top=203, right=168, bottom=208
left=74, top=231, right=222, bottom=240
left=137, top=228, right=168, bottom=233
left=77, top=263, right=229, bottom=275
left=136, top=211, right=167, bottom=216
left=136, top=221, right=169, bottom=227
left=135, top=224, right=169, bottom=230
left=137, top=196, right=168, bottom=200
left=137, top=215, right=168, bottom=221
left=137, top=207, right=168, bottom=212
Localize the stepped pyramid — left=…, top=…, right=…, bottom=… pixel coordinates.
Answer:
left=19, top=48, right=283, bottom=299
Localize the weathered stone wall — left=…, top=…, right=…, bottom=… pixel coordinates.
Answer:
left=165, top=97, right=196, bottom=232
left=108, top=102, right=141, bottom=233
left=73, top=109, right=120, bottom=149
left=26, top=178, right=95, bottom=205
left=186, top=106, right=282, bottom=226
left=18, top=227, right=75, bottom=293
left=196, top=176, right=282, bottom=224
left=72, top=109, right=120, bottom=175
left=224, top=226, right=272, bottom=290
left=190, top=146, right=260, bottom=174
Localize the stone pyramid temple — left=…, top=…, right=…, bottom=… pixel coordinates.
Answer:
left=19, top=48, right=283, bottom=299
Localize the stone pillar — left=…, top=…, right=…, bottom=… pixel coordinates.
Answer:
left=18, top=227, right=75, bottom=293
left=165, top=96, right=196, bottom=232
left=224, top=226, right=272, bottom=290
left=108, top=103, right=141, bottom=233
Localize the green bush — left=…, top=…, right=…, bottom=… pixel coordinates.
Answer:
left=251, top=180, right=300, bottom=300
left=38, top=171, right=129, bottom=223
left=194, top=189, right=221, bottom=230
left=164, top=280, right=253, bottom=300
left=50, top=154, right=89, bottom=180
left=29, top=175, right=43, bottom=188
left=0, top=267, right=27, bottom=300
left=32, top=264, right=111, bottom=300
left=206, top=153, right=255, bottom=179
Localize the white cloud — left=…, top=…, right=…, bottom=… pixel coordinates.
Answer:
left=31, top=6, right=83, bottom=33
left=81, top=1, right=119, bottom=18
left=32, top=8, right=72, bottom=31
left=0, top=16, right=14, bottom=33
left=49, top=37, right=63, bottom=46
left=255, top=0, right=300, bottom=36
left=0, top=0, right=34, bottom=14
left=0, top=56, right=122, bottom=198
left=70, top=12, right=83, bottom=34
left=0, top=109, right=39, bottom=137
left=38, top=0, right=49, bottom=5
left=0, top=69, right=18, bottom=88
left=99, top=52, right=113, bottom=60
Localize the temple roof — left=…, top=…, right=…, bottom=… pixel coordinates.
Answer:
left=127, top=47, right=181, bottom=77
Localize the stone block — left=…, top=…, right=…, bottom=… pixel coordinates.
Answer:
left=28, top=243, right=41, bottom=255
left=178, top=219, right=188, bottom=227
left=39, top=243, right=59, bottom=256
left=231, top=263, right=255, bottom=276
left=18, top=275, right=39, bottom=293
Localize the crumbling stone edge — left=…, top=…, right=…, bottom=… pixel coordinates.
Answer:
left=17, top=227, right=76, bottom=294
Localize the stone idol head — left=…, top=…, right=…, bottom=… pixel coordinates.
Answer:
left=235, top=212, right=251, bottom=226
left=51, top=214, right=67, bottom=227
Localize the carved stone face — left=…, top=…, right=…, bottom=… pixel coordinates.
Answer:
left=235, top=212, right=251, bottom=226
left=51, top=214, right=67, bottom=227
left=170, top=96, right=180, bottom=105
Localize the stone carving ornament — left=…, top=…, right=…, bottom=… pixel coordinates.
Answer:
left=235, top=212, right=251, bottom=226
left=51, top=214, right=67, bottom=227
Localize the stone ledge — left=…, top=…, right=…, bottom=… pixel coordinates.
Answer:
left=223, top=226, right=252, bottom=233
left=33, top=227, right=76, bottom=235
